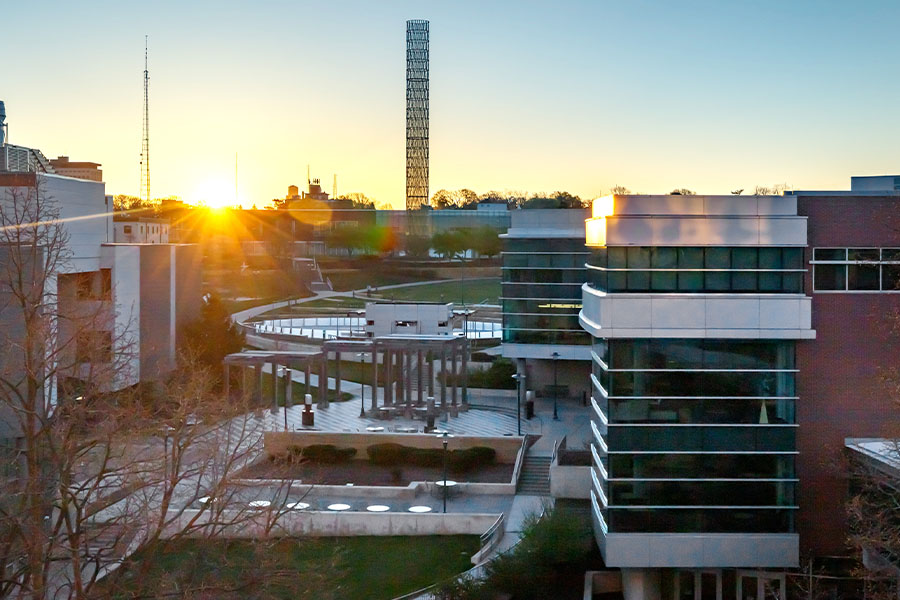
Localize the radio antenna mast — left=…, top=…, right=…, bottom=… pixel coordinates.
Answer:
left=140, top=36, right=151, bottom=203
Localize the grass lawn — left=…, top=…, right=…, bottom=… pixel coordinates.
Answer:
left=372, top=278, right=499, bottom=305
left=109, top=536, right=479, bottom=599
left=259, top=375, right=353, bottom=403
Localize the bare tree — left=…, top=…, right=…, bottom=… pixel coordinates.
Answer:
left=0, top=177, right=322, bottom=599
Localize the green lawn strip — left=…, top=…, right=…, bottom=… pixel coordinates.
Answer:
left=372, top=278, right=499, bottom=305
left=110, top=536, right=479, bottom=599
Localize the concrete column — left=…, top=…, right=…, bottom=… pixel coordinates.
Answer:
left=397, top=350, right=404, bottom=408
left=384, top=349, right=393, bottom=406
left=318, top=354, right=328, bottom=407
left=417, top=349, right=424, bottom=406
left=371, top=346, right=379, bottom=411
left=621, top=569, right=661, bottom=600
left=335, top=351, right=342, bottom=402
left=405, top=351, right=413, bottom=408
left=428, top=351, right=435, bottom=397
left=451, top=347, right=458, bottom=406
left=284, top=365, right=293, bottom=408
left=253, top=365, right=263, bottom=407
left=271, top=361, right=279, bottom=412
left=440, top=349, right=447, bottom=410
left=461, top=341, right=469, bottom=408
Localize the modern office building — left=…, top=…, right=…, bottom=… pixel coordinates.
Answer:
left=581, top=194, right=814, bottom=600
left=501, top=208, right=592, bottom=398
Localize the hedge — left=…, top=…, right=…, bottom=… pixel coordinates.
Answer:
left=287, top=444, right=357, bottom=463
left=366, top=444, right=496, bottom=473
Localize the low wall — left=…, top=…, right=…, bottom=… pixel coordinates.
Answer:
left=164, top=509, right=502, bottom=539
left=264, top=431, right=523, bottom=464
left=583, top=570, right=623, bottom=600
left=549, top=464, right=592, bottom=499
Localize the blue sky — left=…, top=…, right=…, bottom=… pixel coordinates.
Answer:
left=5, top=0, right=900, bottom=207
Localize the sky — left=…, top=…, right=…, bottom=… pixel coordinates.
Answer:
left=6, top=0, right=900, bottom=208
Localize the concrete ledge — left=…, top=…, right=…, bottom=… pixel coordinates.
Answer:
left=264, top=431, right=523, bottom=463
left=602, top=532, right=799, bottom=568
left=165, top=509, right=503, bottom=539
left=550, top=464, right=591, bottom=499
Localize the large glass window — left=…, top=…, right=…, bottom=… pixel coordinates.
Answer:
left=610, top=340, right=795, bottom=371
left=812, top=247, right=900, bottom=292
left=609, top=454, right=795, bottom=480
left=606, top=426, right=795, bottom=452
left=608, top=508, right=794, bottom=533
left=609, top=480, right=795, bottom=507
left=588, top=247, right=805, bottom=293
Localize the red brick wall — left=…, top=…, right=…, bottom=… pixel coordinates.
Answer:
left=796, top=195, right=900, bottom=557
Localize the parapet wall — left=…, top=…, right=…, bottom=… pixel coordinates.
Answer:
left=263, top=431, right=523, bottom=464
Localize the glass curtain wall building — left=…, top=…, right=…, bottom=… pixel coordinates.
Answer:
left=581, top=195, right=814, bottom=600
left=501, top=209, right=592, bottom=398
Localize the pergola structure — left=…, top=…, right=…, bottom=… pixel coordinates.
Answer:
left=223, top=350, right=325, bottom=409
left=323, top=334, right=469, bottom=417
left=222, top=335, right=469, bottom=419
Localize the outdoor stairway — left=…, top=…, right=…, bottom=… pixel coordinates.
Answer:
left=517, top=454, right=551, bottom=495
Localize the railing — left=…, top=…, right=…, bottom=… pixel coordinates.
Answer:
left=479, top=513, right=505, bottom=551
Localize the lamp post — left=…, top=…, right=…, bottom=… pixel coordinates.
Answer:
left=511, top=373, right=525, bottom=436
left=439, top=431, right=453, bottom=513
left=357, top=352, right=366, bottom=418
left=278, top=367, right=289, bottom=431
left=551, top=351, right=560, bottom=420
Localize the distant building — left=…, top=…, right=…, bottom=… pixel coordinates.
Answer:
left=114, top=217, right=169, bottom=243
left=365, top=302, right=453, bottom=337
left=48, top=156, right=102, bottom=182
left=500, top=209, right=592, bottom=401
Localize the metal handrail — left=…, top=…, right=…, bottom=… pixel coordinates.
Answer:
left=480, top=513, right=505, bottom=548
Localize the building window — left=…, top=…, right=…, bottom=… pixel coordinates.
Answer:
left=589, top=247, right=805, bottom=294
left=812, top=248, right=900, bottom=292
left=123, top=225, right=132, bottom=234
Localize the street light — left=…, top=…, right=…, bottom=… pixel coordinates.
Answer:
left=511, top=373, right=525, bottom=436
left=551, top=351, right=560, bottom=420
left=438, top=431, right=454, bottom=513
left=357, top=352, right=366, bottom=418
left=278, top=367, right=289, bottom=431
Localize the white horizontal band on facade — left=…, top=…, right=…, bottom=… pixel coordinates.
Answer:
left=586, top=266, right=808, bottom=273
left=605, top=451, right=799, bottom=455
left=590, top=491, right=609, bottom=535
left=591, top=396, right=608, bottom=425
left=603, top=369, right=799, bottom=373
left=605, top=423, right=798, bottom=428
left=607, top=478, right=799, bottom=482
left=604, top=216, right=808, bottom=247
left=606, top=504, right=798, bottom=509
left=590, top=374, right=608, bottom=398
left=605, top=396, right=798, bottom=400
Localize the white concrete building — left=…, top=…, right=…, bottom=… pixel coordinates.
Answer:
left=364, top=302, right=453, bottom=337
left=114, top=218, right=169, bottom=244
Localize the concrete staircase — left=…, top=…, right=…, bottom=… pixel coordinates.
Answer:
left=517, top=454, right=551, bottom=496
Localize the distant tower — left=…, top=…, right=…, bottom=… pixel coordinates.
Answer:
left=140, top=36, right=150, bottom=203
left=406, top=20, right=429, bottom=211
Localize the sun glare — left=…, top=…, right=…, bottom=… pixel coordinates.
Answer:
left=192, top=179, right=237, bottom=209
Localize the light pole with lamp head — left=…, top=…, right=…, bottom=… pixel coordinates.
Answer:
left=511, top=373, right=525, bottom=436
left=551, top=351, right=560, bottom=420
left=439, top=431, right=454, bottom=513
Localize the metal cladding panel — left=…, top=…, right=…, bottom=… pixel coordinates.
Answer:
left=579, top=286, right=815, bottom=339
left=604, top=216, right=808, bottom=246
left=603, top=533, right=799, bottom=568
